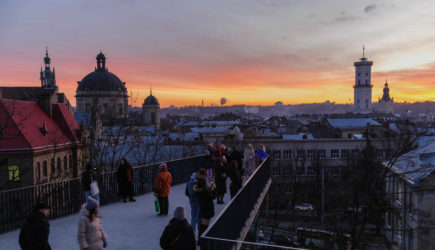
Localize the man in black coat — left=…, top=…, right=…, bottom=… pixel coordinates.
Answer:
left=19, top=203, right=51, bottom=250
left=160, top=206, right=196, bottom=250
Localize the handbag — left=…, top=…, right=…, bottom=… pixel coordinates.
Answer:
left=154, top=197, right=160, bottom=213
left=90, top=176, right=100, bottom=195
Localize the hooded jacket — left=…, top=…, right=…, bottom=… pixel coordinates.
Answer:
left=160, top=218, right=196, bottom=250
left=77, top=205, right=107, bottom=250
left=154, top=170, right=172, bottom=197
left=19, top=210, right=51, bottom=250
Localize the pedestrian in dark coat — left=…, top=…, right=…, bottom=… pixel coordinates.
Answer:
left=228, top=160, right=243, bottom=199
left=82, top=162, right=100, bottom=204
left=160, top=206, right=196, bottom=250
left=194, top=178, right=216, bottom=249
left=19, top=203, right=51, bottom=250
left=214, top=158, right=227, bottom=204
left=116, top=158, right=136, bottom=202
left=228, top=146, right=243, bottom=172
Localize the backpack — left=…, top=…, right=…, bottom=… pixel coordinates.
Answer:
left=185, top=182, right=190, bottom=197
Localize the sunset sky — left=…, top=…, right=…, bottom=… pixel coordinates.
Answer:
left=1, top=0, right=435, bottom=107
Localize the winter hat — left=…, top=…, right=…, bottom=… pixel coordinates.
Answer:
left=159, top=163, right=167, bottom=171
left=173, top=206, right=186, bottom=220
left=86, top=196, right=99, bottom=210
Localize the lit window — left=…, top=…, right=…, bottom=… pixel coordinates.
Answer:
left=8, top=165, right=19, bottom=181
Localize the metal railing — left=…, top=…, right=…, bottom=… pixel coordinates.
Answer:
left=0, top=155, right=206, bottom=233
left=201, top=157, right=306, bottom=250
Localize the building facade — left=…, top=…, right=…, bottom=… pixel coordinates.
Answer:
left=76, top=52, right=129, bottom=120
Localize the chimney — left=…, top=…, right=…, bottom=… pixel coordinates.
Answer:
left=38, top=91, right=53, bottom=117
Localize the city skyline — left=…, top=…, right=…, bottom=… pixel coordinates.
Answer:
left=1, top=0, right=435, bottom=107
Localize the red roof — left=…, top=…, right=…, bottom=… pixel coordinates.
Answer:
left=0, top=99, right=80, bottom=153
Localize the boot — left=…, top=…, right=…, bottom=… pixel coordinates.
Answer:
left=198, top=223, right=208, bottom=246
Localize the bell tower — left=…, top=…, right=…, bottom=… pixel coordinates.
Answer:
left=353, top=46, right=373, bottom=114
left=40, top=46, right=57, bottom=89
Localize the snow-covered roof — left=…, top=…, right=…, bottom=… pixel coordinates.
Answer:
left=282, top=133, right=314, bottom=140
left=190, top=127, right=230, bottom=134
left=327, top=118, right=380, bottom=129
left=391, top=140, right=435, bottom=185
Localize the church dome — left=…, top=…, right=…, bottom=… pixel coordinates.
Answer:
left=77, top=52, right=127, bottom=92
left=144, top=95, right=159, bottom=105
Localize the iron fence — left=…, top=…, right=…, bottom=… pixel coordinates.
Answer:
left=0, top=155, right=206, bottom=233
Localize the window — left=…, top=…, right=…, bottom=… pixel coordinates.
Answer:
left=307, top=166, right=315, bottom=176
left=365, top=80, right=368, bottom=84
left=341, top=149, right=350, bottom=159
left=36, top=162, right=40, bottom=179
left=307, top=150, right=315, bottom=159
left=329, top=167, right=340, bottom=176
left=357, top=99, right=360, bottom=108
left=286, top=184, right=292, bottom=193
left=272, top=166, right=280, bottom=176
left=86, top=103, right=91, bottom=112
left=64, top=156, right=68, bottom=170
left=43, top=161, right=48, bottom=177
left=365, top=99, right=368, bottom=108
left=376, top=149, right=383, bottom=159
left=317, top=150, right=326, bottom=159
left=69, top=155, right=73, bottom=170
left=297, top=150, right=305, bottom=159
left=283, top=167, right=290, bottom=176
left=331, top=149, right=339, bottom=159
left=358, top=73, right=360, bottom=76
left=351, top=149, right=360, bottom=159
left=358, top=80, right=360, bottom=85
left=272, top=150, right=281, bottom=159
left=296, top=166, right=305, bottom=176
left=151, top=112, right=156, bottom=124
left=8, top=165, right=19, bottom=181
left=283, top=150, right=291, bottom=159
left=118, top=104, right=123, bottom=114
left=101, top=104, right=108, bottom=114
left=57, top=157, right=61, bottom=172
left=365, top=72, right=368, bottom=76
left=51, top=159, right=55, bottom=176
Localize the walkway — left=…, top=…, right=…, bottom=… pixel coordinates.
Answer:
left=0, top=183, right=226, bottom=250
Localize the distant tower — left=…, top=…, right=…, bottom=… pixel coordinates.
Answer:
left=353, top=46, right=373, bottom=114
left=142, top=88, right=160, bottom=134
left=40, top=46, right=57, bottom=89
left=377, top=80, right=394, bottom=114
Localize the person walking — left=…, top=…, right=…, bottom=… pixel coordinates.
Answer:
left=228, top=160, right=243, bottom=199
left=116, top=158, right=136, bottom=202
left=243, top=144, right=256, bottom=177
left=19, top=202, right=51, bottom=250
left=77, top=197, right=107, bottom=250
left=256, top=144, right=269, bottom=162
left=154, top=162, right=172, bottom=216
left=187, top=168, right=206, bottom=232
left=82, top=163, right=100, bottom=204
left=160, top=206, right=196, bottom=250
left=194, top=178, right=216, bottom=249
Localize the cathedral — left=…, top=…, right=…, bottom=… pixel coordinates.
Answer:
left=75, top=52, right=129, bottom=119
left=377, top=81, right=394, bottom=114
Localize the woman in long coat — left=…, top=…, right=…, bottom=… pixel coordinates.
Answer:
left=214, top=158, right=227, bottom=204
left=117, top=158, right=136, bottom=202
left=243, top=144, right=256, bottom=177
left=193, top=178, right=215, bottom=249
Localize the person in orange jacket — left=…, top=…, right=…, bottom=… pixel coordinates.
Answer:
left=154, top=162, right=172, bottom=216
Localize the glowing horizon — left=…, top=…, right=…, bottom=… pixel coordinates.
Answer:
left=1, top=0, right=435, bottom=107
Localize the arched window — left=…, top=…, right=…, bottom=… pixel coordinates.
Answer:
left=43, top=161, right=48, bottom=177
left=57, top=157, right=61, bottom=172
left=51, top=158, right=55, bottom=176
left=36, top=162, right=40, bottom=179
left=8, top=165, right=19, bottom=181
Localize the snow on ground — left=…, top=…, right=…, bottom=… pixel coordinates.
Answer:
left=0, top=183, right=227, bottom=250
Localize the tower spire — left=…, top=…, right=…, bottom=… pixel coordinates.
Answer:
left=362, top=45, right=365, bottom=58
left=150, top=87, right=152, bottom=96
